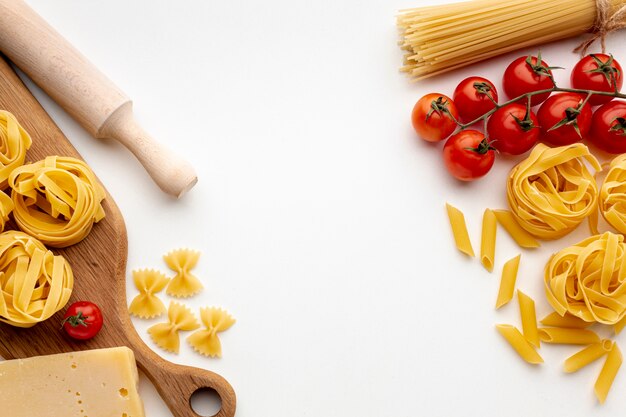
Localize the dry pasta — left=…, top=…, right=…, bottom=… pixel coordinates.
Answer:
left=518, top=290, right=539, bottom=348
left=492, top=209, right=540, bottom=249
left=187, top=307, right=236, bottom=358
left=595, top=341, right=622, bottom=404
left=148, top=302, right=200, bottom=354
left=445, top=203, right=474, bottom=257
left=396, top=0, right=620, bottom=80
left=0, top=111, right=32, bottom=189
left=564, top=340, right=613, bottom=373
left=506, top=143, right=601, bottom=240
left=599, top=154, right=626, bottom=235
left=0, top=230, right=73, bottom=327
left=540, top=312, right=592, bottom=329
left=9, top=156, right=106, bottom=248
left=544, top=232, right=626, bottom=325
left=0, top=191, right=13, bottom=232
left=164, top=249, right=203, bottom=297
left=128, top=269, right=169, bottom=319
left=538, top=327, right=600, bottom=345
left=495, top=254, right=520, bottom=309
left=495, top=324, right=543, bottom=364
left=615, top=315, right=626, bottom=334
left=480, top=209, right=497, bottom=272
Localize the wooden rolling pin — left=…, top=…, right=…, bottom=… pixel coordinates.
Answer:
left=0, top=0, right=197, bottom=198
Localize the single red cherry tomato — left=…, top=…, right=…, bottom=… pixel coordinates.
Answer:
left=537, top=93, right=592, bottom=146
left=503, top=53, right=556, bottom=106
left=571, top=54, right=623, bottom=106
left=62, top=301, right=103, bottom=340
left=487, top=103, right=540, bottom=155
left=453, top=76, right=498, bottom=123
left=411, top=93, right=459, bottom=142
left=442, top=130, right=496, bottom=181
left=589, top=100, right=626, bottom=153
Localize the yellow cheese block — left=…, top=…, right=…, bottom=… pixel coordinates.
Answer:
left=0, top=347, right=145, bottom=417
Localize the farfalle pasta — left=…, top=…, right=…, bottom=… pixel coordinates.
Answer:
left=599, top=154, right=626, bottom=235
left=0, top=230, right=73, bottom=327
left=0, top=111, right=32, bottom=189
left=507, top=143, right=601, bottom=240
left=128, top=269, right=169, bottom=319
left=187, top=307, right=236, bottom=358
left=9, top=156, right=106, bottom=248
left=544, top=232, right=626, bottom=326
left=148, top=302, right=200, bottom=353
left=164, top=249, right=203, bottom=297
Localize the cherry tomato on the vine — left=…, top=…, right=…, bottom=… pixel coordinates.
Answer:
left=487, top=103, right=539, bottom=155
left=571, top=54, right=623, bottom=106
left=503, top=52, right=557, bottom=106
left=537, top=93, right=592, bottom=146
left=62, top=301, right=103, bottom=340
left=411, top=93, right=459, bottom=142
left=442, top=130, right=496, bottom=181
left=453, top=77, right=498, bottom=123
left=589, top=100, right=626, bottom=154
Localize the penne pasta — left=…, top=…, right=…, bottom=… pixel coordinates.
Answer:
left=518, top=290, right=539, bottom=348
left=495, top=254, right=521, bottom=309
left=495, top=324, right=543, bottom=364
left=595, top=342, right=623, bottom=404
left=492, top=209, right=540, bottom=249
left=480, top=209, right=497, bottom=272
left=446, top=203, right=475, bottom=257
left=540, top=312, right=592, bottom=329
left=538, top=327, right=600, bottom=345
left=564, top=340, right=612, bottom=373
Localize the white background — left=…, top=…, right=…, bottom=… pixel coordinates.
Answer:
left=15, top=0, right=626, bottom=416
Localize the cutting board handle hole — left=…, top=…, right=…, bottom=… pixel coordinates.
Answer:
left=190, top=387, right=222, bottom=416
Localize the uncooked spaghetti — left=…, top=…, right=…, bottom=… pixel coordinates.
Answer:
left=398, top=0, right=626, bottom=80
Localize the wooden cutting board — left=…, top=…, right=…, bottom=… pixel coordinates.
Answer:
left=0, top=55, right=236, bottom=417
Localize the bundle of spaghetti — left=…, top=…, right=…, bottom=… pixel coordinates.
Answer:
left=0, top=230, right=73, bottom=327
left=599, top=154, right=626, bottom=235
left=0, top=110, right=32, bottom=188
left=397, top=0, right=626, bottom=80
left=8, top=156, right=106, bottom=248
left=544, top=232, right=626, bottom=325
left=506, top=143, right=601, bottom=240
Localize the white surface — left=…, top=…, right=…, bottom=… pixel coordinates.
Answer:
left=14, top=0, right=626, bottom=415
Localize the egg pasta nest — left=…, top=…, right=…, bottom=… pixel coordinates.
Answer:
left=8, top=156, right=106, bottom=248
left=507, top=143, right=601, bottom=240
left=545, top=232, right=626, bottom=326
left=0, top=230, right=73, bottom=327
left=600, top=154, right=626, bottom=235
left=0, top=111, right=32, bottom=189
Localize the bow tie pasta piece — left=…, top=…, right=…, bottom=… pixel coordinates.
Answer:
left=0, top=230, right=73, bottom=327
left=163, top=249, right=203, bottom=297
left=128, top=269, right=169, bottom=319
left=148, top=302, right=200, bottom=353
left=600, top=154, right=626, bottom=235
left=187, top=307, right=236, bottom=358
left=544, top=232, right=626, bottom=325
left=507, top=143, right=601, bottom=240
left=8, top=156, right=106, bottom=248
left=0, top=111, right=32, bottom=189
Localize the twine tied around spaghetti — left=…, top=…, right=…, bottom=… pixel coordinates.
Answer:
left=574, top=0, right=626, bottom=56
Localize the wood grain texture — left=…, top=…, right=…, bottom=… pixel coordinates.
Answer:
left=0, top=55, right=235, bottom=417
left=0, top=0, right=198, bottom=198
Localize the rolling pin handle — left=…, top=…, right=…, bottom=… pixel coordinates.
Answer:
left=99, top=102, right=198, bottom=198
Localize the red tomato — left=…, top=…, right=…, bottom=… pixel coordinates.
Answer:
left=442, top=130, right=495, bottom=181
left=487, top=103, right=539, bottom=155
left=589, top=100, right=626, bottom=153
left=503, top=53, right=556, bottom=106
left=453, top=77, right=498, bottom=123
left=571, top=53, right=623, bottom=106
left=62, top=301, right=103, bottom=340
left=411, top=93, right=459, bottom=142
left=537, top=93, right=592, bottom=145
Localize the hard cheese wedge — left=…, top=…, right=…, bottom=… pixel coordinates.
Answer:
left=0, top=347, right=145, bottom=417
